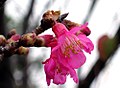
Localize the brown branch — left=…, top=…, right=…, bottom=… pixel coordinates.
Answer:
left=0, top=10, right=69, bottom=60
left=22, top=0, right=35, bottom=33
left=0, top=2, right=15, bottom=88
left=0, top=10, right=89, bottom=61
left=83, top=0, right=98, bottom=23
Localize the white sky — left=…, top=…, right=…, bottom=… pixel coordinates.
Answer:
left=5, top=0, right=120, bottom=88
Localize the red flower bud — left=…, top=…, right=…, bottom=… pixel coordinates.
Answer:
left=7, top=34, right=21, bottom=44
left=80, top=27, right=91, bottom=36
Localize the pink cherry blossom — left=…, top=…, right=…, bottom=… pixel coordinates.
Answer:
left=52, top=23, right=94, bottom=68
left=43, top=50, right=78, bottom=86
left=43, top=57, right=67, bottom=86
left=43, top=22, right=94, bottom=86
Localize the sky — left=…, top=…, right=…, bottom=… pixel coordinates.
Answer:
left=5, top=0, right=120, bottom=88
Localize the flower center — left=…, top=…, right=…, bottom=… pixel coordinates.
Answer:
left=61, top=35, right=82, bottom=57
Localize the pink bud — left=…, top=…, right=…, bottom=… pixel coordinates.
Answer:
left=73, top=23, right=91, bottom=36
left=80, top=27, right=91, bottom=36
left=7, top=34, right=21, bottom=44
left=11, top=34, right=21, bottom=41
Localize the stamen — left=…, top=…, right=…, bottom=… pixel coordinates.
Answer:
left=61, top=35, right=83, bottom=57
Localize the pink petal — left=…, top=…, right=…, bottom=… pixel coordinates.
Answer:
left=44, top=58, right=55, bottom=79
left=78, top=34, right=94, bottom=54
left=52, top=34, right=66, bottom=52
left=44, top=59, right=54, bottom=86
left=69, top=68, right=79, bottom=83
left=52, top=23, right=68, bottom=37
left=46, top=77, right=51, bottom=86
left=69, top=23, right=88, bottom=34
left=58, top=56, right=79, bottom=83
left=47, top=38, right=58, bottom=48
left=11, top=34, right=21, bottom=41
left=68, top=51, right=86, bottom=69
left=53, top=72, right=66, bottom=85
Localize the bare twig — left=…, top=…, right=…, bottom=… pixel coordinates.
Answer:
left=22, top=0, right=35, bottom=33
left=0, top=10, right=69, bottom=60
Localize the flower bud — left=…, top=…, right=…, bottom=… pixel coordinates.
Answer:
left=7, top=34, right=21, bottom=44
left=35, top=34, right=54, bottom=47
left=20, top=33, right=36, bottom=46
left=74, top=23, right=91, bottom=36
left=0, top=35, right=6, bottom=46
left=52, top=23, right=68, bottom=37
left=42, top=10, right=60, bottom=20
left=18, top=46, right=29, bottom=55
left=80, top=27, right=91, bottom=36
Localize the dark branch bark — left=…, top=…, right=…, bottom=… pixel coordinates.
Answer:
left=0, top=57, right=14, bottom=88
left=0, top=5, right=6, bottom=36
left=83, top=0, right=98, bottom=23
left=0, top=0, right=7, bottom=9
left=22, top=1, right=35, bottom=87
left=0, top=4, right=14, bottom=88
left=22, top=0, right=35, bottom=33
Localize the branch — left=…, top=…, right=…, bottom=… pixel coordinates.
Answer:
left=22, top=0, right=35, bottom=33
left=0, top=10, right=89, bottom=64
left=0, top=2, right=6, bottom=36
left=0, top=0, right=7, bottom=9
left=0, top=10, right=72, bottom=61
left=83, top=0, right=98, bottom=23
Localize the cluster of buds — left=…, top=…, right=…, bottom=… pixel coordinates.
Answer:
left=20, top=33, right=36, bottom=46
left=0, top=10, right=61, bottom=57
left=0, top=32, right=55, bottom=57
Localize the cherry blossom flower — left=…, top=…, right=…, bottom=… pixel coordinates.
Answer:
left=43, top=50, right=78, bottom=86
left=43, top=22, right=94, bottom=86
left=52, top=23, right=94, bottom=68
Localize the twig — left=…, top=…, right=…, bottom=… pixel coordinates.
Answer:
left=22, top=0, right=35, bottom=33
left=0, top=10, right=70, bottom=60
